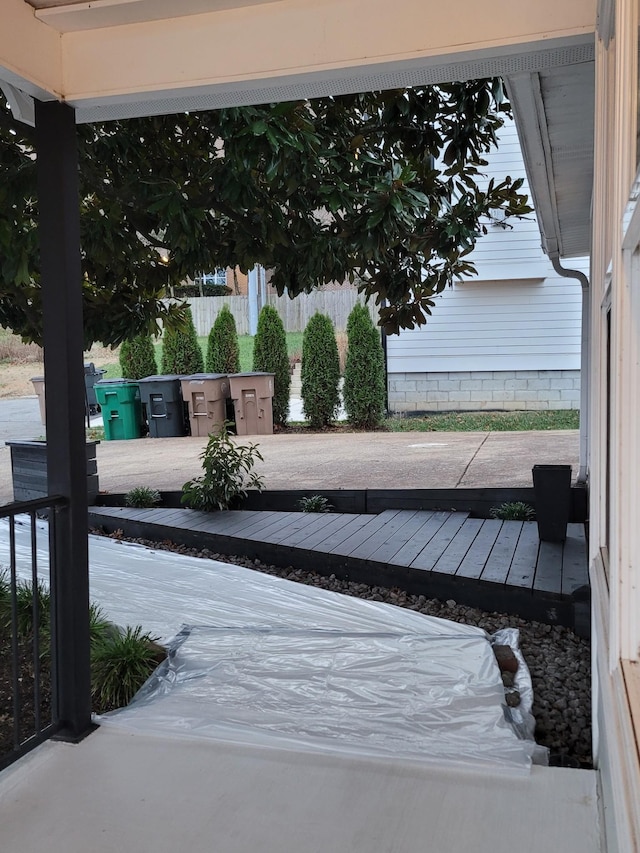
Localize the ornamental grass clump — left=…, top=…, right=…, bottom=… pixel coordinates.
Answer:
left=161, top=307, right=204, bottom=375
left=91, top=625, right=164, bottom=712
left=490, top=501, right=536, bottom=521
left=181, top=422, right=264, bottom=511
left=252, top=305, right=290, bottom=426
left=298, top=495, right=333, bottom=513
left=343, top=303, right=386, bottom=429
left=0, top=572, right=165, bottom=713
left=206, top=304, right=240, bottom=374
left=119, top=334, right=158, bottom=380
left=125, top=486, right=161, bottom=508
left=301, top=312, right=340, bottom=429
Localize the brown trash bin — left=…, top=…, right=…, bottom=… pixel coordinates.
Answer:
left=31, top=376, right=46, bottom=426
left=180, top=373, right=230, bottom=437
left=228, top=372, right=275, bottom=435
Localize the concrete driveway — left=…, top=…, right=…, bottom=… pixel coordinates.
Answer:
left=0, top=396, right=580, bottom=503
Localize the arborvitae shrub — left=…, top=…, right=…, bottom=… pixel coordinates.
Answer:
left=301, top=312, right=340, bottom=429
left=119, top=334, right=158, bottom=380
left=252, top=305, right=290, bottom=426
left=206, top=304, right=240, bottom=374
left=343, top=303, right=386, bottom=429
left=160, top=307, right=204, bottom=375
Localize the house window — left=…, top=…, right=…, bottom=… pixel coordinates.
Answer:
left=194, top=269, right=227, bottom=288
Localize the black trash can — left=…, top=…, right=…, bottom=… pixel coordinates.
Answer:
left=137, top=374, right=187, bottom=438
left=84, top=362, right=106, bottom=415
left=532, top=464, right=572, bottom=542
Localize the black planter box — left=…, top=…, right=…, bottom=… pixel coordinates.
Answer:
left=532, top=464, right=572, bottom=542
left=6, top=440, right=99, bottom=503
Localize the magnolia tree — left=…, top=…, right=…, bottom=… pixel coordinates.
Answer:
left=0, top=80, right=529, bottom=345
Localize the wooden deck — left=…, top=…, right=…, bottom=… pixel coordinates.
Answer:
left=88, top=507, right=590, bottom=634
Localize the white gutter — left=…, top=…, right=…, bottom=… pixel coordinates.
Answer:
left=550, top=256, right=590, bottom=484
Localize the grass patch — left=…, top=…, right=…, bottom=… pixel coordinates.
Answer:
left=386, top=410, right=580, bottom=432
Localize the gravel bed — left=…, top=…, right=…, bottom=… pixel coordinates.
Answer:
left=98, top=530, right=593, bottom=768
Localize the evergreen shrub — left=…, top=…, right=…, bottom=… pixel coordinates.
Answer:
left=301, top=312, right=340, bottom=429
left=252, top=305, right=290, bottom=426
left=160, top=307, right=204, bottom=375
left=343, top=303, right=386, bottom=429
left=206, top=304, right=241, bottom=374
left=119, top=334, right=158, bottom=380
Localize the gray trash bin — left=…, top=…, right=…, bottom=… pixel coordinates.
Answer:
left=138, top=375, right=187, bottom=438
left=84, top=362, right=106, bottom=415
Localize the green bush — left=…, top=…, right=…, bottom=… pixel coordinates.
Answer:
left=119, top=334, right=158, bottom=380
left=91, top=625, right=164, bottom=712
left=490, top=501, right=536, bottom=521
left=161, top=307, right=204, bottom=375
left=206, top=304, right=241, bottom=374
left=125, top=486, right=161, bottom=508
left=181, top=422, right=264, bottom=511
left=343, top=303, right=386, bottom=429
left=301, top=312, right=341, bottom=429
left=0, top=573, right=164, bottom=711
left=298, top=495, right=333, bottom=513
left=252, top=305, right=290, bottom=426
left=0, top=574, right=51, bottom=660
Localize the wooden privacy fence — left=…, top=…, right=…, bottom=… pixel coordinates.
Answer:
left=165, top=290, right=380, bottom=336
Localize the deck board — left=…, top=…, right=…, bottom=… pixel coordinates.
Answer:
left=348, top=511, right=421, bottom=560
left=455, top=519, right=502, bottom=579
left=479, top=522, right=523, bottom=585
left=506, top=523, right=541, bottom=589
left=88, top=505, right=589, bottom=633
left=534, top=540, right=564, bottom=595
left=372, top=511, right=437, bottom=564
left=409, top=513, right=469, bottom=571
left=561, top=524, right=589, bottom=594
left=432, top=517, right=484, bottom=575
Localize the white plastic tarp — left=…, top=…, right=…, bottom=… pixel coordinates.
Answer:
left=0, top=517, right=539, bottom=772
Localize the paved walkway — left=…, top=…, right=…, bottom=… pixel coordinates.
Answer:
left=0, top=396, right=580, bottom=503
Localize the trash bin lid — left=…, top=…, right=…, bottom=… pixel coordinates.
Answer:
left=95, top=378, right=139, bottom=386
left=180, top=373, right=228, bottom=381
left=228, top=372, right=275, bottom=378
left=137, top=374, right=184, bottom=383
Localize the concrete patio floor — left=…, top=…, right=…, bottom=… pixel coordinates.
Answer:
left=0, top=727, right=600, bottom=853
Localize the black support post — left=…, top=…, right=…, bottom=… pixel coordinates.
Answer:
left=35, top=100, right=92, bottom=739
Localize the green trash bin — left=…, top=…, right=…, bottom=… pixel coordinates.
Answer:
left=94, top=379, right=142, bottom=441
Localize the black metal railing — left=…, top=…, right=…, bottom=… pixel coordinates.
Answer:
left=0, top=496, right=67, bottom=771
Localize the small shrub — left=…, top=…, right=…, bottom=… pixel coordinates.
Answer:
left=252, top=305, right=290, bottom=426
left=301, top=313, right=341, bottom=429
left=91, top=626, right=164, bottom=712
left=125, top=486, right=161, bottom=508
left=119, top=334, right=158, bottom=380
left=206, top=304, right=241, bottom=374
left=0, top=576, right=51, bottom=658
left=89, top=603, right=117, bottom=646
left=181, top=422, right=264, bottom=511
left=161, top=307, right=204, bottom=375
left=490, top=501, right=536, bottom=521
left=343, top=303, right=386, bottom=429
left=298, top=495, right=333, bottom=513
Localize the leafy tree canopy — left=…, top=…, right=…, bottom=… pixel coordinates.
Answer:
left=0, top=79, right=530, bottom=345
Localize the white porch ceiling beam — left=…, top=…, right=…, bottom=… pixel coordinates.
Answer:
left=4, top=0, right=595, bottom=116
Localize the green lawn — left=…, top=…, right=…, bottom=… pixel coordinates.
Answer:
left=101, top=332, right=304, bottom=379
left=386, top=410, right=580, bottom=432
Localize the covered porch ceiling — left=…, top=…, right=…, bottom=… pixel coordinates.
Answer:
left=2, top=0, right=596, bottom=260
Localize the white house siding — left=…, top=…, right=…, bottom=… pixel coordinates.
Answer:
left=387, top=119, right=586, bottom=413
